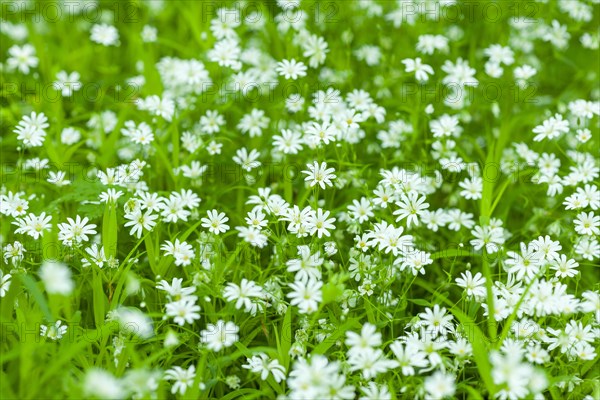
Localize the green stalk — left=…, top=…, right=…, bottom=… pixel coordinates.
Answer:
left=102, top=203, right=118, bottom=260
left=481, top=249, right=497, bottom=341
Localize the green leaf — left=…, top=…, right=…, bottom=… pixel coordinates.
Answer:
left=407, top=298, right=432, bottom=307
left=20, top=274, right=53, bottom=322
left=451, top=307, right=496, bottom=396
left=41, top=219, right=59, bottom=261
left=321, top=281, right=344, bottom=305
left=415, top=278, right=496, bottom=396
left=461, top=384, right=485, bottom=400
left=145, top=235, right=157, bottom=275
left=220, top=389, right=271, bottom=400
left=92, top=270, right=107, bottom=328
left=312, top=318, right=360, bottom=355
left=279, top=307, right=292, bottom=369
left=1, top=268, right=21, bottom=324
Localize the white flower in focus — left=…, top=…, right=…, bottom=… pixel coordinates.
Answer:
left=276, top=58, right=307, bottom=80
left=302, top=161, right=336, bottom=190
left=201, top=209, right=230, bottom=235
left=40, top=320, right=67, bottom=340
left=164, top=365, right=196, bottom=395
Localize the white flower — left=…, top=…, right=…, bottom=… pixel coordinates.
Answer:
left=418, top=304, right=454, bottom=337
left=273, top=129, right=303, bottom=154
left=470, top=225, right=505, bottom=254
left=238, top=109, right=269, bottom=138
left=236, top=226, right=268, bottom=248
left=53, top=70, right=82, bottom=97
left=223, top=279, right=265, bottom=314
left=489, top=351, right=533, bottom=399
left=124, top=209, right=158, bottom=239
left=505, top=242, right=543, bottom=281
left=286, top=246, right=323, bottom=281
left=90, top=24, right=119, bottom=46
left=159, top=194, right=191, bottom=223
left=165, top=298, right=201, bottom=326
left=12, top=212, right=52, bottom=240
left=514, top=65, right=537, bottom=86
left=393, top=192, right=429, bottom=228
left=455, top=271, right=486, bottom=299
left=347, top=197, right=374, bottom=223
left=199, top=110, right=225, bottom=133
left=161, top=239, right=195, bottom=267
left=570, top=342, right=596, bottom=361
left=156, top=277, right=196, bottom=301
left=424, top=371, right=456, bottom=399
left=574, top=211, right=599, bottom=236
left=207, top=140, right=223, bottom=155
left=113, top=307, right=154, bottom=339
left=83, top=368, right=127, bottom=399
left=242, top=353, right=287, bottom=382
left=302, top=34, right=329, bottom=67
left=389, top=341, right=428, bottom=376
left=39, top=261, right=74, bottom=296
left=7, top=44, right=39, bottom=74
left=542, top=19, right=570, bottom=49
left=40, top=320, right=67, bottom=340
left=233, top=147, right=261, bottom=171
left=360, top=382, right=392, bottom=400
left=83, top=244, right=107, bottom=268
left=416, top=34, right=449, bottom=55
left=47, top=171, right=71, bottom=186
left=394, top=248, right=433, bottom=276
left=459, top=176, right=483, bottom=200
left=302, top=161, right=336, bottom=189
left=14, top=111, right=48, bottom=147
left=136, top=95, right=175, bottom=121
left=484, top=44, right=514, bottom=65
left=201, top=209, right=230, bottom=235
left=531, top=235, right=562, bottom=262
left=141, top=25, right=157, bottom=42
left=345, top=323, right=382, bottom=356
left=441, top=57, right=478, bottom=87
left=347, top=349, right=398, bottom=379
left=550, top=254, right=579, bottom=278
left=401, top=57, right=434, bottom=82
left=576, top=128, right=592, bottom=143
left=121, top=120, right=154, bottom=145
left=306, top=208, right=336, bottom=238
left=0, top=270, right=13, bottom=296
left=276, top=58, right=307, bottom=80
left=305, top=121, right=338, bottom=146
left=60, top=127, right=82, bottom=145
left=99, top=189, right=123, bottom=204
left=201, top=320, right=239, bottom=351
left=532, top=113, right=570, bottom=141
left=430, top=114, right=461, bottom=138
left=287, top=277, right=322, bottom=314
left=164, top=365, right=196, bottom=395
left=57, top=215, right=97, bottom=246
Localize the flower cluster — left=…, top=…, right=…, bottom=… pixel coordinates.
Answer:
left=1, top=1, right=598, bottom=399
